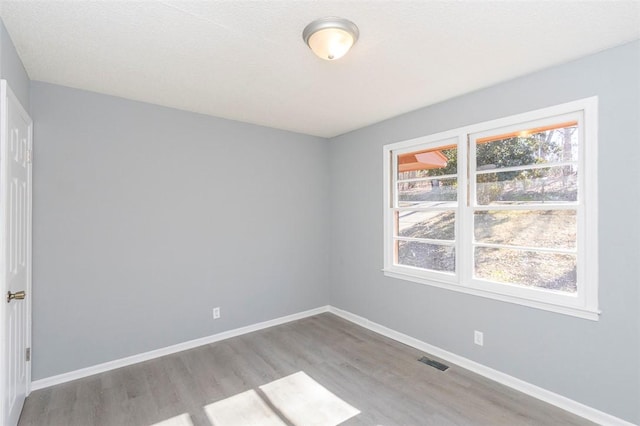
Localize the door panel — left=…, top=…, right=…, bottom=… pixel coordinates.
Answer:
left=1, top=80, right=32, bottom=426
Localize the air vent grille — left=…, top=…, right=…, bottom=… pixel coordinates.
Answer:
left=418, top=356, right=449, bottom=371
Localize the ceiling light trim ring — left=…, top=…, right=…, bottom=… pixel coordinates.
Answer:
left=302, top=17, right=360, bottom=46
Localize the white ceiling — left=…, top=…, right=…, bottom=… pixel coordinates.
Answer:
left=1, top=1, right=639, bottom=138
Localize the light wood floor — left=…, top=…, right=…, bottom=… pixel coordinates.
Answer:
left=19, top=313, right=594, bottom=426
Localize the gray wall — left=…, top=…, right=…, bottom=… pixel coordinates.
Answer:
left=0, top=19, right=29, bottom=111
left=30, top=81, right=330, bottom=380
left=328, top=40, right=640, bottom=424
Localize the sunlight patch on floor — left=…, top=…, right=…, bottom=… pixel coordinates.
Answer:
left=204, top=389, right=287, bottom=426
left=203, top=371, right=360, bottom=426
left=260, top=371, right=360, bottom=426
left=150, top=413, right=194, bottom=426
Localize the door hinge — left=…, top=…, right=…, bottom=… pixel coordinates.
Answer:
left=26, top=347, right=31, bottom=362
left=26, top=149, right=33, bottom=164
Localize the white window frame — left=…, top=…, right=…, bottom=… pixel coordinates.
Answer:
left=383, top=97, right=599, bottom=320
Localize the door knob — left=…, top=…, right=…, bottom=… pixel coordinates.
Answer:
left=6, top=290, right=26, bottom=303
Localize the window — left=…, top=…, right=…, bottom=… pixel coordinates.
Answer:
left=383, top=98, right=599, bottom=320
left=395, top=140, right=458, bottom=274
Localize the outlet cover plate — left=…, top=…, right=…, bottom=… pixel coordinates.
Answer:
left=474, top=330, right=484, bottom=346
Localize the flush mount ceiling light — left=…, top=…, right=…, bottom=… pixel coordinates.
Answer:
left=303, top=17, right=359, bottom=61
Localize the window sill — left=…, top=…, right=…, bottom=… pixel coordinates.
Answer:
left=382, top=269, right=600, bottom=321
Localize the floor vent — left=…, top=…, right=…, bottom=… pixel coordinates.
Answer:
left=418, top=356, right=449, bottom=371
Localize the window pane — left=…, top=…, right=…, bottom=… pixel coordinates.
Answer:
left=474, top=210, right=576, bottom=249
left=476, top=166, right=577, bottom=205
left=397, top=241, right=455, bottom=273
left=398, top=210, right=455, bottom=240
left=397, top=146, right=457, bottom=180
left=476, top=124, right=578, bottom=170
left=398, top=178, right=457, bottom=206
left=474, top=247, right=576, bottom=293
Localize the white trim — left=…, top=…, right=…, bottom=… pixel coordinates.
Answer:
left=397, top=173, right=458, bottom=183
left=474, top=160, right=577, bottom=175
left=328, top=306, right=634, bottom=426
left=0, top=79, right=6, bottom=426
left=582, top=97, right=599, bottom=312
left=31, top=306, right=330, bottom=391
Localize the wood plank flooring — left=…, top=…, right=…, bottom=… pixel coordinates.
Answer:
left=18, top=313, right=594, bottom=426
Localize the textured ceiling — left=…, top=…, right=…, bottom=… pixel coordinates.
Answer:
left=1, top=1, right=639, bottom=138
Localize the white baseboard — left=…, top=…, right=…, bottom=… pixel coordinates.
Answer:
left=30, top=304, right=634, bottom=426
left=328, top=306, right=635, bottom=426
left=30, top=305, right=330, bottom=391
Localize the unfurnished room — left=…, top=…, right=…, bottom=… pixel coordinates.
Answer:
left=0, top=1, right=638, bottom=425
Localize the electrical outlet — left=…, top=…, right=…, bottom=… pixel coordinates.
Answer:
left=213, top=307, right=221, bottom=320
left=474, top=330, right=484, bottom=346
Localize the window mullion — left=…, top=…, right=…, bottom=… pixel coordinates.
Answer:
left=395, top=235, right=456, bottom=246
left=397, top=173, right=458, bottom=184
left=475, top=160, right=578, bottom=176
left=473, top=242, right=576, bottom=255
left=458, top=134, right=472, bottom=285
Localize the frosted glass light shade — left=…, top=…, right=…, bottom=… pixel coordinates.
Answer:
left=307, top=28, right=354, bottom=60
left=303, top=18, right=359, bottom=61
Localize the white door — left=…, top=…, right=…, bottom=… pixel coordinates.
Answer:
left=0, top=80, right=32, bottom=426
